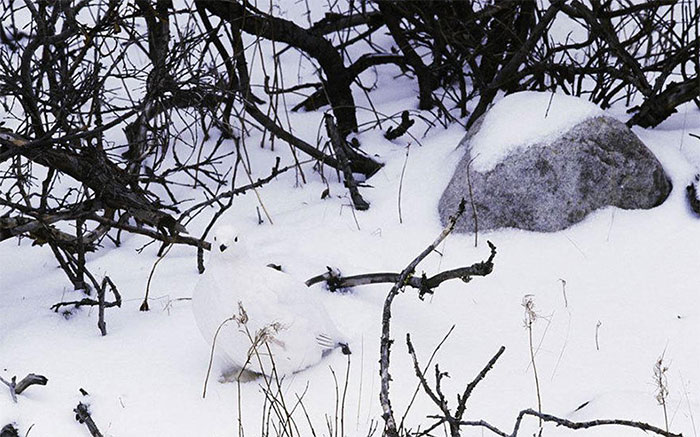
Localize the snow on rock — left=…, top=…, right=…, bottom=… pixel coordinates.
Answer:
left=469, top=91, right=604, bottom=172
left=440, top=115, right=672, bottom=233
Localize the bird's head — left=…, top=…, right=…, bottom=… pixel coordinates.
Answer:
left=211, top=225, right=247, bottom=262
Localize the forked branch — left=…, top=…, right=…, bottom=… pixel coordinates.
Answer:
left=379, top=199, right=495, bottom=437
left=305, top=243, right=496, bottom=298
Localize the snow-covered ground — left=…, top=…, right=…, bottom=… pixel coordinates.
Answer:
left=2, top=3, right=700, bottom=437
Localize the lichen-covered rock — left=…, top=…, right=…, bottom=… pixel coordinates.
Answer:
left=439, top=116, right=672, bottom=233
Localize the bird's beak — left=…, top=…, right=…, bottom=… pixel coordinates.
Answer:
left=219, top=244, right=228, bottom=252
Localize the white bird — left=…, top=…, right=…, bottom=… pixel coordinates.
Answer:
left=192, top=225, right=350, bottom=381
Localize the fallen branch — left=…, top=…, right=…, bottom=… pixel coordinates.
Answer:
left=0, top=424, right=19, bottom=437
left=0, top=373, right=48, bottom=403
left=305, top=242, right=496, bottom=298
left=51, top=276, right=121, bottom=335
left=687, top=175, right=700, bottom=216
left=458, top=408, right=682, bottom=437
left=74, top=402, right=103, bottom=437
left=384, top=111, right=415, bottom=141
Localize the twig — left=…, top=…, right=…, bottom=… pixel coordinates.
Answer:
left=0, top=424, right=19, bottom=437
left=407, top=333, right=505, bottom=437
left=455, top=346, right=506, bottom=419
left=74, top=402, right=103, bottom=437
left=686, top=175, right=700, bottom=216
left=458, top=407, right=682, bottom=437
left=97, top=280, right=107, bottom=336
left=397, top=144, right=410, bottom=224
left=341, top=355, right=350, bottom=437
left=0, top=374, right=48, bottom=403
left=379, top=198, right=476, bottom=437
left=51, top=276, right=121, bottom=330
left=385, top=111, right=415, bottom=141
left=559, top=279, right=568, bottom=307
left=305, top=246, right=496, bottom=298
left=324, top=114, right=369, bottom=211
left=399, top=326, right=455, bottom=432
left=203, top=315, right=237, bottom=398
left=141, top=243, right=174, bottom=311
left=521, top=409, right=680, bottom=437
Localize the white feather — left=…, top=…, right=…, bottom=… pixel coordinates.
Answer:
left=192, top=226, right=348, bottom=378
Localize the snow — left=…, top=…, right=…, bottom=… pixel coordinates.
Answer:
left=3, top=99, right=700, bottom=435
left=2, top=3, right=700, bottom=437
left=469, top=91, right=605, bottom=172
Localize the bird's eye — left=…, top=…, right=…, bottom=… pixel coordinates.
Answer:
left=234, top=236, right=238, bottom=242
left=214, top=236, right=217, bottom=241
left=219, top=244, right=228, bottom=252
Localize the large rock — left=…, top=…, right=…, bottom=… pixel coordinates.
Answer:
left=439, top=116, right=672, bottom=233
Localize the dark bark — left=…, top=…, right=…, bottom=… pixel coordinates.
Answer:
left=0, top=425, right=18, bottom=437
left=293, top=53, right=405, bottom=112
left=627, top=76, right=700, bottom=128
left=0, top=373, right=48, bottom=403
left=197, top=0, right=358, bottom=135
left=306, top=241, right=496, bottom=298
left=384, top=111, right=415, bottom=141
left=377, top=2, right=434, bottom=109
left=467, top=1, right=564, bottom=129
left=74, top=403, right=104, bottom=437
left=687, top=175, right=700, bottom=216
left=1, top=136, right=182, bottom=236
left=379, top=199, right=479, bottom=437
left=324, top=114, right=370, bottom=211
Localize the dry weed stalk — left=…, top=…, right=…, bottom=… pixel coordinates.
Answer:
left=202, top=301, right=357, bottom=437
left=654, top=354, right=670, bottom=434
left=522, top=294, right=543, bottom=434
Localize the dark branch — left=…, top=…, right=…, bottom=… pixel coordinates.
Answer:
left=305, top=241, right=496, bottom=298
left=0, top=373, right=48, bottom=403
left=324, top=114, right=370, bottom=211
left=379, top=199, right=472, bottom=437
left=74, top=402, right=104, bottom=437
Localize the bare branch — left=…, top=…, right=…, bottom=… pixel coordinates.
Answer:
left=74, top=402, right=104, bottom=437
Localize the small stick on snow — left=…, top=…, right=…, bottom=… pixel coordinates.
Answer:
left=142, top=243, right=175, bottom=312
left=384, top=111, right=415, bottom=141
left=458, top=408, right=683, bottom=437
left=559, top=279, right=568, bottom=307
left=52, top=277, right=121, bottom=335
left=595, top=321, right=602, bottom=351
left=397, top=144, right=410, bottom=224
left=0, top=424, right=19, bottom=437
left=305, top=248, right=496, bottom=298
left=0, top=374, right=48, bottom=403
left=74, top=402, right=103, bottom=437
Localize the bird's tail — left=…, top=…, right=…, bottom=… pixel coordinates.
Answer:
left=316, top=334, right=351, bottom=355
